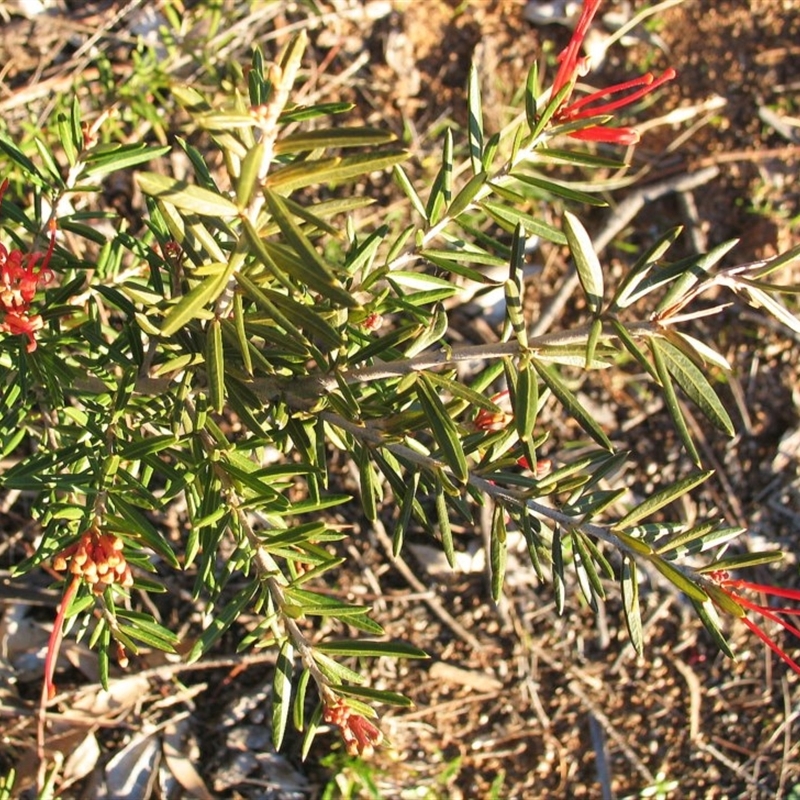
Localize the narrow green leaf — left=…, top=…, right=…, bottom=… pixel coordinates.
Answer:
left=232, top=291, right=253, bottom=375
left=393, top=164, right=428, bottom=220
left=490, top=503, right=507, bottom=602
left=584, top=317, right=603, bottom=370
left=699, top=550, right=783, bottom=573
left=274, top=127, right=395, bottom=153
left=425, top=372, right=503, bottom=413
left=481, top=200, right=567, bottom=245
left=649, top=557, right=708, bottom=603
left=510, top=172, right=607, bottom=207
left=621, top=556, right=643, bottom=655
left=358, top=446, right=379, bottom=522
left=738, top=283, right=800, bottom=334
left=533, top=361, right=612, bottom=449
left=552, top=526, right=566, bottom=615
left=330, top=685, right=415, bottom=707
left=654, top=337, right=734, bottom=435
left=655, top=239, right=740, bottom=316
left=608, top=318, right=658, bottom=380
left=610, top=226, right=683, bottom=310
left=316, top=640, right=428, bottom=659
left=534, top=147, right=626, bottom=169
left=524, top=62, right=539, bottom=130
left=267, top=150, right=407, bottom=194
left=416, top=375, right=469, bottom=483
left=236, top=142, right=265, bottom=207
left=571, top=529, right=603, bottom=609
left=615, top=470, right=713, bottom=530
left=467, top=63, right=484, bottom=175
left=514, top=360, right=538, bottom=443
left=393, top=471, right=419, bottom=556
left=528, top=83, right=572, bottom=141
left=160, top=263, right=234, bottom=337
left=692, top=598, right=737, bottom=658
left=504, top=279, right=527, bottom=347
left=206, top=318, right=225, bottom=413
left=293, top=668, right=311, bottom=732
left=563, top=210, right=604, bottom=315
left=136, top=172, right=239, bottom=216
left=650, top=339, right=701, bottom=464
left=187, top=583, right=259, bottom=663
left=272, top=640, right=295, bottom=750
left=435, top=479, right=455, bottom=568
left=449, top=170, right=488, bottom=218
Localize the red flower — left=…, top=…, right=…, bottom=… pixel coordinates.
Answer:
left=323, top=700, right=384, bottom=757
left=0, top=178, right=55, bottom=352
left=708, top=570, right=800, bottom=676
left=549, top=0, right=676, bottom=145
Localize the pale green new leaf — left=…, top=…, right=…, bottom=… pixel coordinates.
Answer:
left=274, top=127, right=395, bottom=154
left=267, top=151, right=407, bottom=194
left=136, top=173, right=239, bottom=216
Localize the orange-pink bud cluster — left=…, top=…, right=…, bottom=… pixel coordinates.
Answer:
left=323, top=701, right=384, bottom=757
left=53, top=528, right=134, bottom=594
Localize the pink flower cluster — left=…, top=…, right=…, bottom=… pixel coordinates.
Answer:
left=0, top=179, right=54, bottom=352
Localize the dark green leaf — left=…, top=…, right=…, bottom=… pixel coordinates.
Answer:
left=652, top=337, right=734, bottom=435
left=621, top=556, right=643, bottom=655
left=650, top=339, right=701, bottom=464
left=315, top=640, right=428, bottom=658
left=614, top=471, right=713, bottom=530
left=533, top=361, right=612, bottom=449
left=416, top=375, right=469, bottom=483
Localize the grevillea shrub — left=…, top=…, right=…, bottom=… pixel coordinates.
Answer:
left=1, top=0, right=799, bottom=772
